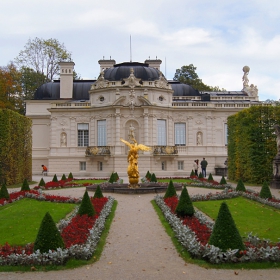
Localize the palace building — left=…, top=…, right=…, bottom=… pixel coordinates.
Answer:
left=25, top=58, right=260, bottom=177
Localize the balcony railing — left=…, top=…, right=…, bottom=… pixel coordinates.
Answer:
left=85, top=146, right=111, bottom=156
left=153, top=146, right=178, bottom=155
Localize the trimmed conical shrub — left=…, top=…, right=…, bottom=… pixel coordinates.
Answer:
left=151, top=173, right=157, bottom=182
left=93, top=185, right=104, bottom=198
left=209, top=201, right=245, bottom=252
left=52, top=174, right=58, bottom=182
left=61, top=174, right=67, bottom=180
left=145, top=170, right=151, bottom=179
left=208, top=173, right=214, bottom=181
left=175, top=186, right=194, bottom=217
left=34, top=212, right=64, bottom=253
left=68, top=172, right=73, bottom=179
left=38, top=178, right=45, bottom=187
left=114, top=172, right=119, bottom=182
left=21, top=179, right=30, bottom=191
left=220, top=175, right=227, bottom=185
left=78, top=191, right=96, bottom=217
left=109, top=172, right=117, bottom=183
left=198, top=172, right=203, bottom=179
left=190, top=169, right=195, bottom=176
left=0, top=183, right=10, bottom=200
left=164, top=180, right=177, bottom=199
left=260, top=181, right=272, bottom=199
left=236, top=179, right=246, bottom=192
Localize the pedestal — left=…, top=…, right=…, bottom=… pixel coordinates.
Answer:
left=270, top=154, right=280, bottom=189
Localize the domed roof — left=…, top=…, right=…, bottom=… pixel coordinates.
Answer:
left=103, top=62, right=161, bottom=81
left=169, top=81, right=200, bottom=96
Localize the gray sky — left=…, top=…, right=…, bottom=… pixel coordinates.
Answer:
left=1, top=0, right=280, bottom=101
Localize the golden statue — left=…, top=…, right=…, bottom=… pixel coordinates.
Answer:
left=120, top=137, right=151, bottom=188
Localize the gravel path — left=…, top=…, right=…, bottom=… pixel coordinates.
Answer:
left=1, top=179, right=280, bottom=280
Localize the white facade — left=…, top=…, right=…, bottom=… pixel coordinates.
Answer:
left=25, top=59, right=260, bottom=177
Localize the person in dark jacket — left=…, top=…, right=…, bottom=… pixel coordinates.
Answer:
left=200, top=158, right=208, bottom=177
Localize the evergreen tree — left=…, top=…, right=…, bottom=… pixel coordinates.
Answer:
left=78, top=191, right=96, bottom=217
left=0, top=182, right=10, bottom=200
left=190, top=170, right=195, bottom=176
left=151, top=173, right=157, bottom=182
left=21, top=179, right=30, bottom=191
left=113, top=172, right=119, bottom=182
left=145, top=170, right=151, bottom=179
left=52, top=174, right=58, bottom=182
left=209, top=202, right=245, bottom=252
left=164, top=180, right=177, bottom=199
left=68, top=172, right=73, bottom=179
left=198, top=172, right=203, bottom=179
left=38, top=178, right=45, bottom=187
left=109, top=172, right=115, bottom=183
left=208, top=173, right=214, bottom=181
left=236, top=179, right=246, bottom=192
left=220, top=175, right=227, bottom=185
left=61, top=174, right=67, bottom=180
left=34, top=212, right=64, bottom=253
left=175, top=186, right=194, bottom=217
left=93, top=185, right=104, bottom=198
left=259, top=181, right=272, bottom=199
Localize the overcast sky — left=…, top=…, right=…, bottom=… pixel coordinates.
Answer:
left=1, top=0, right=279, bottom=101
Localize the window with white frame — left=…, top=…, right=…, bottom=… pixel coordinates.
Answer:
left=161, top=161, right=166, bottom=170
left=157, top=119, right=166, bottom=145
left=80, top=161, right=86, bottom=171
left=178, top=161, right=184, bottom=170
left=98, top=120, right=107, bottom=146
left=175, top=123, right=186, bottom=146
left=78, top=123, right=89, bottom=146
left=224, top=123, right=228, bottom=145
left=98, top=161, right=103, bottom=171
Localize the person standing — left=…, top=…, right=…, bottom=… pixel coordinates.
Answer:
left=193, top=160, right=199, bottom=176
left=200, top=158, right=208, bottom=177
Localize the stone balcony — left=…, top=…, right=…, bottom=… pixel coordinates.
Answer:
left=85, top=146, right=111, bottom=157
left=153, top=146, right=178, bottom=156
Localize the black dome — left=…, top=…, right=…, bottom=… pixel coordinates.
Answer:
left=34, top=80, right=94, bottom=100
left=170, top=81, right=200, bottom=96
left=104, top=62, right=161, bottom=81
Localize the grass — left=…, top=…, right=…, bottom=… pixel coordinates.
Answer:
left=72, top=179, right=107, bottom=184
left=0, top=199, right=76, bottom=246
left=7, top=181, right=36, bottom=189
left=193, top=197, right=280, bottom=243
left=151, top=200, right=280, bottom=269
left=0, top=200, right=117, bottom=272
left=158, top=179, right=193, bottom=183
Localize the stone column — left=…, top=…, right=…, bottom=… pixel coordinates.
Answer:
left=115, top=108, right=121, bottom=154
left=143, top=109, right=149, bottom=145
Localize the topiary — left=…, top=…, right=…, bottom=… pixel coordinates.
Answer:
left=38, top=178, right=45, bottom=187
left=164, top=180, right=177, bottom=199
left=113, top=172, right=119, bottom=182
left=34, top=212, right=65, bottom=253
left=21, top=179, right=30, bottom=191
left=190, top=169, right=195, bottom=176
left=207, top=173, right=214, bottom=181
left=198, top=172, right=203, bottom=179
left=0, top=183, right=10, bottom=200
left=52, top=174, right=58, bottom=182
left=78, top=191, right=96, bottom=217
left=220, top=175, right=227, bottom=185
left=175, top=186, right=194, bottom=217
left=150, top=173, right=157, bottom=182
left=109, top=172, right=115, bottom=183
left=93, top=185, right=104, bottom=198
left=259, top=181, right=272, bottom=199
left=61, top=174, right=67, bottom=181
left=209, top=201, right=245, bottom=252
left=145, top=170, right=151, bottom=179
left=68, top=172, right=73, bottom=179
left=236, top=179, right=246, bottom=192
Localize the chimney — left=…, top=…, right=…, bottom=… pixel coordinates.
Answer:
left=59, top=61, right=75, bottom=99
left=98, top=58, right=116, bottom=72
left=144, top=58, right=162, bottom=70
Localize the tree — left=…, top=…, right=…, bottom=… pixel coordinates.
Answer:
left=0, top=63, right=24, bottom=114
left=173, top=64, right=226, bottom=92
left=78, top=191, right=96, bottom=217
left=15, top=37, right=72, bottom=82
left=175, top=186, right=194, bottom=217
left=164, top=180, right=177, bottom=199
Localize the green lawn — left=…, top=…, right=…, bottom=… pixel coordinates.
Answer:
left=158, top=178, right=193, bottom=183
left=194, top=197, right=280, bottom=243
left=72, top=179, right=107, bottom=184
left=0, top=199, right=76, bottom=246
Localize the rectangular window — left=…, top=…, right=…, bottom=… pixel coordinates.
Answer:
left=98, top=161, right=103, bottom=171
left=98, top=120, right=107, bottom=146
left=78, top=123, right=89, bottom=147
left=175, top=123, right=186, bottom=146
left=80, top=161, right=86, bottom=171
left=157, top=119, right=166, bottom=145
left=161, top=161, right=166, bottom=171
left=225, top=123, right=228, bottom=146
left=178, top=161, right=184, bottom=170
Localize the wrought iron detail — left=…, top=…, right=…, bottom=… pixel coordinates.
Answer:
left=86, top=146, right=111, bottom=156
left=153, top=146, right=178, bottom=155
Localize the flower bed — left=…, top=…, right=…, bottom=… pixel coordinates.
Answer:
left=0, top=191, right=114, bottom=265
left=155, top=189, right=280, bottom=264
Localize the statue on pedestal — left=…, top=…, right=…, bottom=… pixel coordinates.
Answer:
left=271, top=125, right=280, bottom=188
